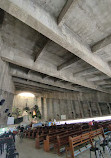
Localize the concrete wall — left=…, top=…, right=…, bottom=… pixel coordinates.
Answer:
left=13, top=94, right=37, bottom=110
left=0, top=35, right=15, bottom=126
left=13, top=90, right=111, bottom=122
left=0, top=58, right=15, bottom=126
left=40, top=91, right=111, bottom=121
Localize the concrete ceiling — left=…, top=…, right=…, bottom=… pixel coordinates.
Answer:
left=0, top=0, right=111, bottom=93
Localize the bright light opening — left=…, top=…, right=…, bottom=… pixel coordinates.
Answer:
left=18, top=92, right=35, bottom=98
left=57, top=115, right=111, bottom=125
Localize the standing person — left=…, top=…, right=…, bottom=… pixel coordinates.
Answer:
left=19, top=125, right=24, bottom=142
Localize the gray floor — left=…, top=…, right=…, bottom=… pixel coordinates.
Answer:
left=1, top=136, right=111, bottom=158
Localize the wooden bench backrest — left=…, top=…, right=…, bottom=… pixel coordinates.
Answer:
left=69, top=128, right=104, bottom=158
left=70, top=132, right=90, bottom=148
left=90, top=128, right=105, bottom=139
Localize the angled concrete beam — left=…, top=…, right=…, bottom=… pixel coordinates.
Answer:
left=15, top=83, right=54, bottom=93
left=13, top=77, right=73, bottom=93
left=10, top=68, right=82, bottom=92
left=15, top=83, right=43, bottom=91
left=92, top=34, right=111, bottom=53
left=42, top=75, right=50, bottom=79
left=100, top=84, right=111, bottom=88
left=0, top=43, right=108, bottom=93
left=96, top=80, right=111, bottom=86
left=87, top=75, right=110, bottom=82
left=34, top=40, right=49, bottom=62
left=0, top=8, right=5, bottom=25
left=57, top=56, right=80, bottom=71
left=73, top=67, right=98, bottom=78
left=26, top=69, right=31, bottom=74
left=1, top=1, right=111, bottom=79
left=58, top=0, right=74, bottom=25
left=54, top=79, right=63, bottom=83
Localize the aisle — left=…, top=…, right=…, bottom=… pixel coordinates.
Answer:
left=16, top=136, right=65, bottom=158
left=16, top=136, right=110, bottom=158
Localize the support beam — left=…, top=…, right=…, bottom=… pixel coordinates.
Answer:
left=73, top=67, right=98, bottom=78
left=10, top=68, right=83, bottom=92
left=87, top=75, right=110, bottom=82
left=13, top=77, right=73, bottom=93
left=15, top=83, right=55, bottom=93
left=96, top=80, right=111, bottom=86
left=107, top=103, right=111, bottom=114
left=92, top=34, right=111, bottom=53
left=57, top=56, right=80, bottom=71
left=100, top=84, right=111, bottom=88
left=26, top=69, right=31, bottom=74
left=97, top=103, right=102, bottom=116
left=0, top=8, right=4, bottom=25
left=58, top=0, right=74, bottom=25
left=0, top=41, right=106, bottom=92
left=34, top=40, right=49, bottom=62
left=1, top=1, right=111, bottom=80
left=42, top=75, right=50, bottom=80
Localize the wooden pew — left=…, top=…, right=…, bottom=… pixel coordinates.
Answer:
left=43, top=126, right=90, bottom=153
left=36, top=128, right=69, bottom=149
left=67, top=128, right=105, bottom=158
left=54, top=128, right=91, bottom=155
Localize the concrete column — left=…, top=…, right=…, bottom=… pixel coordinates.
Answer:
left=79, top=101, right=84, bottom=118
left=49, top=98, right=53, bottom=121
left=87, top=101, right=93, bottom=117
left=72, top=100, right=76, bottom=119
left=67, top=100, right=73, bottom=119
left=37, top=96, right=42, bottom=115
left=52, top=99, right=54, bottom=121
left=107, top=103, right=111, bottom=114
left=44, top=98, right=47, bottom=121
left=97, top=103, right=102, bottom=116
left=41, top=97, right=44, bottom=120
left=58, top=99, right=61, bottom=120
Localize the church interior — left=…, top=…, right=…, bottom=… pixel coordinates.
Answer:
left=1, top=0, right=111, bottom=158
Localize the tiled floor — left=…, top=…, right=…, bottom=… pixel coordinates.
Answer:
left=1, top=136, right=111, bottom=158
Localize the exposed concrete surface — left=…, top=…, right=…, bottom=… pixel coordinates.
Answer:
left=1, top=0, right=111, bottom=79
left=13, top=90, right=111, bottom=121
left=0, top=37, right=14, bottom=126
left=1, top=0, right=111, bottom=125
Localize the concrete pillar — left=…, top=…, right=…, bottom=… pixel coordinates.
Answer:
left=53, top=99, right=60, bottom=120
left=97, top=103, right=102, bottom=116
left=79, top=101, right=84, bottom=118
left=44, top=98, right=47, bottom=121
left=107, top=103, right=111, bottom=114
left=72, top=100, right=76, bottom=119
left=49, top=98, right=53, bottom=121
left=41, top=97, right=44, bottom=120
left=52, top=99, right=54, bottom=121
left=37, top=96, right=42, bottom=115
left=87, top=101, right=93, bottom=117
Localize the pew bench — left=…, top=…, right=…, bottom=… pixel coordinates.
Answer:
left=43, top=129, right=77, bottom=152
left=67, top=128, right=105, bottom=158
left=54, top=128, right=91, bottom=155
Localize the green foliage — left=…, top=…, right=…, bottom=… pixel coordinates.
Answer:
left=32, top=105, right=41, bottom=119
left=12, top=107, right=22, bottom=118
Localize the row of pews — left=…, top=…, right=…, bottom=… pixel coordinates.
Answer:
left=23, top=120, right=111, bottom=158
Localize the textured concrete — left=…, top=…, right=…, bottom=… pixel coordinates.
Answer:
left=13, top=94, right=37, bottom=110
left=0, top=47, right=14, bottom=125
left=0, top=7, right=110, bottom=93
left=1, top=0, right=111, bottom=125
left=1, top=0, right=111, bottom=80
